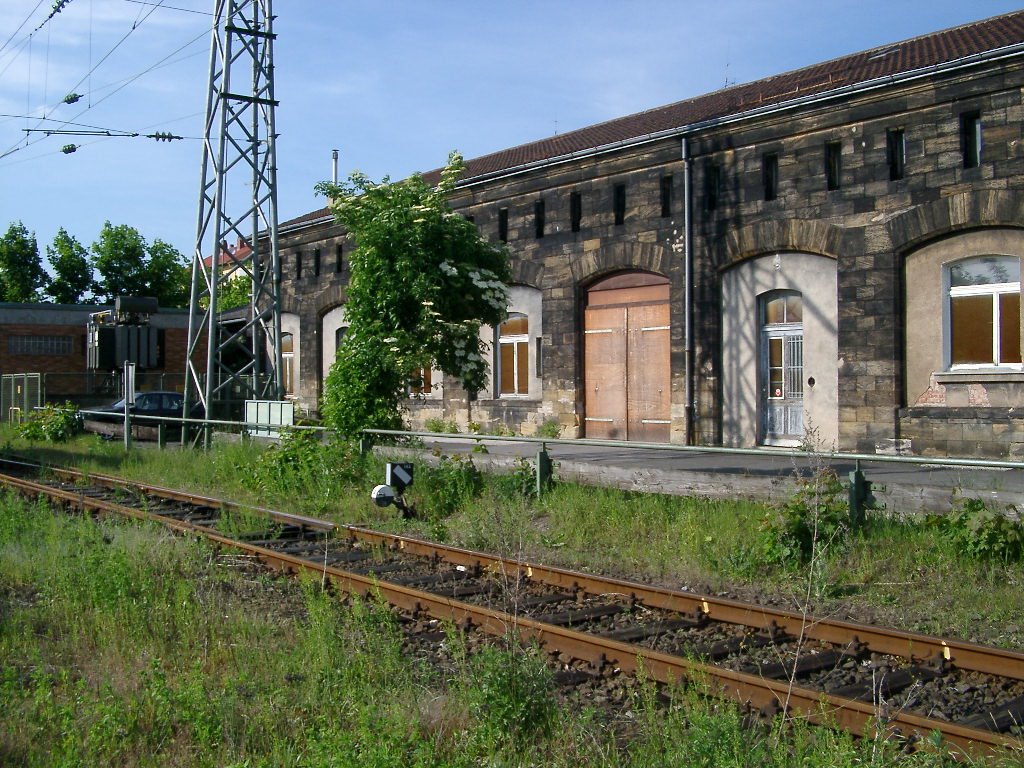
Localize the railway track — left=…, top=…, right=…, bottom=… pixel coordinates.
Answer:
left=2, top=456, right=1023, bottom=759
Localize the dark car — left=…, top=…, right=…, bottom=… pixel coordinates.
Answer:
left=84, top=391, right=204, bottom=440
left=91, top=391, right=188, bottom=422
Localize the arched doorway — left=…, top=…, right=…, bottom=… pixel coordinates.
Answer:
left=583, top=271, right=670, bottom=441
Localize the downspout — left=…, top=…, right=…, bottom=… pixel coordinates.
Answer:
left=682, top=136, right=695, bottom=445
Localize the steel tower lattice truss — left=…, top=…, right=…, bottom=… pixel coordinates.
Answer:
left=185, top=0, right=282, bottom=433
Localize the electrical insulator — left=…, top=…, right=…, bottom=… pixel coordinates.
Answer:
left=61, top=144, right=77, bottom=154
left=63, top=93, right=82, bottom=105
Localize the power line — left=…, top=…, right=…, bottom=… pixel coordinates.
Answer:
left=0, top=0, right=45, bottom=61
left=0, top=1, right=209, bottom=160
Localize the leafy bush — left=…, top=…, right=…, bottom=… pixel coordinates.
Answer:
left=418, top=454, right=482, bottom=517
left=241, top=430, right=369, bottom=503
left=19, top=402, right=83, bottom=442
left=758, top=469, right=849, bottom=567
left=464, top=643, right=556, bottom=745
left=491, top=456, right=537, bottom=502
left=424, top=417, right=459, bottom=434
left=535, top=419, right=561, bottom=439
left=927, top=497, right=1024, bottom=563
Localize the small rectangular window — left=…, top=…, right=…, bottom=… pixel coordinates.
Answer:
left=825, top=140, right=842, bottom=190
left=886, top=128, right=905, bottom=181
left=335, top=243, right=343, bottom=273
left=660, top=175, right=673, bottom=217
left=313, top=248, right=321, bottom=277
left=613, top=184, right=626, bottom=226
left=570, top=191, right=582, bottom=232
left=705, top=163, right=720, bottom=211
left=762, top=153, right=778, bottom=201
left=534, top=200, right=545, bottom=239
left=498, top=208, right=508, bottom=243
left=9, top=335, right=73, bottom=355
left=961, top=111, right=981, bottom=169
left=295, top=251, right=302, bottom=280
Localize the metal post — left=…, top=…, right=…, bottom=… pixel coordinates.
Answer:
left=185, top=0, right=283, bottom=447
left=848, top=460, right=871, bottom=528
left=536, top=443, right=553, bottom=496
left=123, top=361, right=136, bottom=452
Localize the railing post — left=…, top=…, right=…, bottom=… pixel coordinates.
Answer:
left=848, top=460, right=871, bottom=528
left=536, top=443, right=552, bottom=496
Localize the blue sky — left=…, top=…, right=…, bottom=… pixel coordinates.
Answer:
left=0, top=1, right=1020, bottom=266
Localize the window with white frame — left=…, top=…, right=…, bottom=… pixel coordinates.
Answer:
left=281, top=332, right=295, bottom=395
left=947, top=255, right=1021, bottom=368
left=497, top=313, right=529, bottom=396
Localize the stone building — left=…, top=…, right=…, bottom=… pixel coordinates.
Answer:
left=271, top=11, right=1024, bottom=458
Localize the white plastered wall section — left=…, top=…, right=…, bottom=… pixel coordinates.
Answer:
left=320, top=305, right=347, bottom=384
left=721, top=252, right=838, bottom=449
left=321, top=305, right=443, bottom=399
left=479, top=285, right=543, bottom=400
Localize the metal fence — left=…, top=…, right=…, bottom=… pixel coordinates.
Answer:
left=0, top=374, right=41, bottom=423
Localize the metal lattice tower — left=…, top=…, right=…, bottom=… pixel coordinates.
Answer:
left=185, top=0, right=282, bottom=437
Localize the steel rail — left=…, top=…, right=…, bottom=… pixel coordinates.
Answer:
left=1, top=468, right=1021, bottom=757
left=341, top=526, right=1024, bottom=684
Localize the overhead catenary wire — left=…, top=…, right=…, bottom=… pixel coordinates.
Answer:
left=0, top=2, right=210, bottom=161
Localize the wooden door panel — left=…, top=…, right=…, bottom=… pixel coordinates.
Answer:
left=584, top=307, right=626, bottom=439
left=627, top=303, right=670, bottom=442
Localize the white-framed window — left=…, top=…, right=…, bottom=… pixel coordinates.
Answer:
left=497, top=313, right=529, bottom=397
left=281, top=332, right=295, bottom=395
left=946, top=255, right=1021, bottom=368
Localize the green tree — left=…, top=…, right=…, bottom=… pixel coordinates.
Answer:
left=217, top=274, right=251, bottom=311
left=45, top=228, right=94, bottom=304
left=91, top=222, right=190, bottom=307
left=91, top=222, right=148, bottom=302
left=0, top=221, right=46, bottom=302
left=315, top=152, right=510, bottom=436
left=144, top=238, right=190, bottom=307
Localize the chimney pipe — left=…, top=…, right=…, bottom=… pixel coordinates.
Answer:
left=331, top=149, right=339, bottom=184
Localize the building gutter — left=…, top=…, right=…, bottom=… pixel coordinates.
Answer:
left=453, top=42, right=1024, bottom=189
left=682, top=137, right=694, bottom=444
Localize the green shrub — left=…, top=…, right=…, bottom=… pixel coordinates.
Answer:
left=424, top=417, right=459, bottom=434
left=491, top=456, right=537, bottom=502
left=927, top=497, right=1024, bottom=563
left=464, top=643, right=556, bottom=745
left=535, top=419, right=561, bottom=439
left=758, top=469, right=849, bottom=567
left=19, top=402, right=83, bottom=442
left=240, top=430, right=369, bottom=505
left=418, top=454, right=482, bottom=517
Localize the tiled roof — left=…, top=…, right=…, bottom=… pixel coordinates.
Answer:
left=280, top=10, right=1024, bottom=230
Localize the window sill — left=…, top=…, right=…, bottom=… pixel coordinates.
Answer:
left=934, top=369, right=1024, bottom=384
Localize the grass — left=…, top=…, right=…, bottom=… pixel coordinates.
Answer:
left=3, top=427, right=1024, bottom=648
left=2, top=427, right=1024, bottom=764
left=1, top=491, right=1002, bottom=767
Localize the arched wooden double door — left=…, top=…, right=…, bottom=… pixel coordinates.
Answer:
left=583, top=272, right=671, bottom=442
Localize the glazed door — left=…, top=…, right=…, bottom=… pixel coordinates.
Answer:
left=762, top=331, right=804, bottom=444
